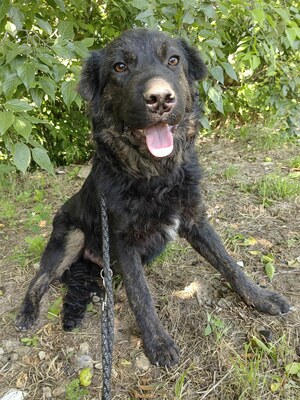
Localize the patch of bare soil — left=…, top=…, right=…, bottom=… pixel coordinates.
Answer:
left=0, top=136, right=299, bottom=400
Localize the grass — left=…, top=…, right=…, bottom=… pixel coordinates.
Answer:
left=254, top=174, right=300, bottom=206
left=240, top=173, right=300, bottom=206
left=289, top=156, right=300, bottom=169
left=227, top=335, right=298, bottom=400
left=223, top=165, right=240, bottom=180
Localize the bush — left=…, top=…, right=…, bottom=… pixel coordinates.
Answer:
left=0, top=0, right=299, bottom=173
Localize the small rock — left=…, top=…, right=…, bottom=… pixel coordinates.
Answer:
left=237, top=261, right=244, bottom=268
left=92, top=295, right=101, bottom=303
left=42, top=387, right=52, bottom=399
left=38, top=351, right=46, bottom=361
left=136, top=353, right=150, bottom=371
left=78, top=165, right=91, bottom=179
left=3, top=340, right=20, bottom=352
left=94, top=362, right=102, bottom=370
left=79, top=342, right=90, bottom=355
left=0, top=389, right=25, bottom=400
left=0, top=347, right=4, bottom=356
left=11, top=353, right=19, bottom=362
left=76, top=354, right=94, bottom=370
left=14, top=347, right=31, bottom=357
left=52, top=386, right=65, bottom=397
left=32, top=263, right=40, bottom=271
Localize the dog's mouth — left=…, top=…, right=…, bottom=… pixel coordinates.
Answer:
left=133, top=122, right=176, bottom=158
left=143, top=123, right=176, bottom=158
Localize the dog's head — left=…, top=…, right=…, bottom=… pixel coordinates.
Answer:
left=78, top=29, right=207, bottom=159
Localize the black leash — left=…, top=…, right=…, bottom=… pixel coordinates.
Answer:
left=100, top=194, right=114, bottom=400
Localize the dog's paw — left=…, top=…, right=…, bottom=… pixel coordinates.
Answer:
left=15, top=311, right=37, bottom=331
left=143, top=331, right=179, bottom=367
left=245, top=287, right=290, bottom=315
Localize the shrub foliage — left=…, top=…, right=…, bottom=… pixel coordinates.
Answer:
left=0, top=0, right=299, bottom=172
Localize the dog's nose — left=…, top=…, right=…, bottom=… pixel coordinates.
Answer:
left=144, top=79, right=176, bottom=113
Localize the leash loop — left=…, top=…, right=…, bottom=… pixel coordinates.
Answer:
left=100, top=194, right=114, bottom=400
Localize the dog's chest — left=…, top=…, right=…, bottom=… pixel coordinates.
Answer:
left=114, top=181, right=182, bottom=243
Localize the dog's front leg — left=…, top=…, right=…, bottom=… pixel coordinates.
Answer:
left=115, top=241, right=179, bottom=367
left=16, top=213, right=85, bottom=331
left=180, top=218, right=290, bottom=315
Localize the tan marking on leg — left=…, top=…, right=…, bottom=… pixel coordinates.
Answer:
left=54, top=229, right=85, bottom=278
left=84, top=249, right=103, bottom=267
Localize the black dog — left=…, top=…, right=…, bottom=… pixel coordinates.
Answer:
left=16, top=29, right=290, bottom=367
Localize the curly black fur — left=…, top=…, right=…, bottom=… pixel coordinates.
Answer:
left=61, top=260, right=104, bottom=331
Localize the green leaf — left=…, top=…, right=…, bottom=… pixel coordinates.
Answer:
left=261, top=254, right=274, bottom=264
left=199, top=115, right=210, bottom=129
left=47, top=296, right=63, bottom=319
left=270, top=382, right=281, bottom=393
left=285, top=27, right=300, bottom=47
left=183, top=10, right=194, bottom=24
left=251, top=9, right=266, bottom=25
left=57, top=20, right=74, bottom=40
left=73, top=42, right=89, bottom=58
left=54, top=0, right=66, bottom=12
left=0, top=0, right=10, bottom=22
left=30, top=89, right=44, bottom=108
left=135, top=9, right=153, bottom=22
left=3, top=73, right=22, bottom=98
left=8, top=6, right=25, bottom=30
left=211, top=66, right=224, bottom=84
left=201, top=5, right=216, bottom=19
left=5, top=21, right=17, bottom=36
left=13, top=117, right=32, bottom=140
left=6, top=44, right=28, bottom=63
left=79, top=368, right=93, bottom=387
left=37, top=52, right=55, bottom=67
left=5, top=99, right=33, bottom=112
left=265, top=262, right=275, bottom=282
left=13, top=142, right=31, bottom=173
left=61, top=80, right=77, bottom=109
left=0, top=164, right=16, bottom=173
left=208, top=86, right=224, bottom=113
left=17, top=62, right=35, bottom=90
left=250, top=55, right=261, bottom=71
left=39, top=77, right=57, bottom=102
left=221, top=62, right=238, bottom=81
left=35, top=17, right=52, bottom=35
left=130, top=0, right=149, bottom=10
left=204, top=324, right=212, bottom=336
left=82, top=38, right=95, bottom=48
left=285, top=362, right=300, bottom=375
left=32, top=148, right=54, bottom=175
left=0, top=111, right=15, bottom=135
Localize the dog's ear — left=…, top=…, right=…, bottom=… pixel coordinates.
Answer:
left=178, top=38, right=207, bottom=82
left=77, top=50, right=106, bottom=102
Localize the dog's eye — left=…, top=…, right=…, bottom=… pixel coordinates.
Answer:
left=114, top=62, right=128, bottom=73
left=168, top=56, right=179, bottom=66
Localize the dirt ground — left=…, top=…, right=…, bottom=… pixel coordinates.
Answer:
left=0, top=132, right=299, bottom=400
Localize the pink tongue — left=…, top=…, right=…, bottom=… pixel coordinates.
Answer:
left=145, top=123, right=174, bottom=157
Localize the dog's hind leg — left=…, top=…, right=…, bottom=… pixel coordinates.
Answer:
left=15, top=213, right=85, bottom=331
left=180, top=219, right=290, bottom=315
left=61, top=259, right=104, bottom=331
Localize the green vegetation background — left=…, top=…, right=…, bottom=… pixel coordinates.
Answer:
left=0, top=0, right=299, bottom=173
